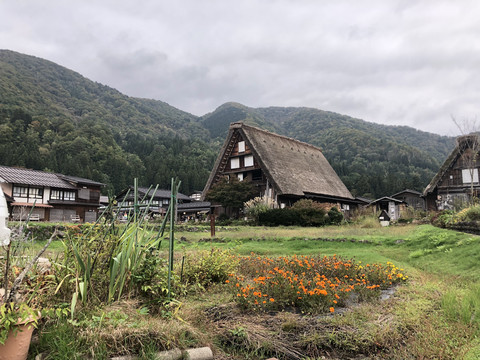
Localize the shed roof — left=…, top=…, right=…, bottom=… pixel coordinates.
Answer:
left=177, top=201, right=211, bottom=212
left=118, top=186, right=191, bottom=202
left=369, top=196, right=405, bottom=205
left=391, top=189, right=422, bottom=198
left=204, top=122, right=354, bottom=200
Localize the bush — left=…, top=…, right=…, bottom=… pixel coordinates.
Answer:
left=132, top=250, right=171, bottom=303
left=244, top=196, right=274, bottom=223
left=465, top=207, right=480, bottom=222
left=431, top=210, right=455, bottom=228
left=257, top=206, right=339, bottom=227
left=327, top=207, right=344, bottom=225
left=258, top=208, right=298, bottom=226
left=357, top=215, right=381, bottom=229
left=182, top=249, right=238, bottom=289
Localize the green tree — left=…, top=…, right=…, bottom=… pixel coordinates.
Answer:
left=205, top=178, right=258, bottom=217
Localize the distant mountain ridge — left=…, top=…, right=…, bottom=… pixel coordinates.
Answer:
left=0, top=49, right=206, bottom=139
left=0, top=49, right=455, bottom=198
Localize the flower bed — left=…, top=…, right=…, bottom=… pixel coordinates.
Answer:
left=227, top=254, right=407, bottom=313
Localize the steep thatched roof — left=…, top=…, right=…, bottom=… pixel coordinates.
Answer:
left=203, top=122, right=354, bottom=200
left=423, top=134, right=478, bottom=196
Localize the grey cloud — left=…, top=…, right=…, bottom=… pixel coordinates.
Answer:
left=2, top=0, right=480, bottom=135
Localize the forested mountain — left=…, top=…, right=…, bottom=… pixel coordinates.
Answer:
left=0, top=50, right=215, bottom=194
left=0, top=50, right=455, bottom=198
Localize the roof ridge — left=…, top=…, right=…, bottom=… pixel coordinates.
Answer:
left=230, top=122, right=324, bottom=153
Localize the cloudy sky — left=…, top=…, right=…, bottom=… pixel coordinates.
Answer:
left=1, top=1, right=479, bottom=136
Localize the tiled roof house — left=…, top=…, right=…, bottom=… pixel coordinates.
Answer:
left=0, top=165, right=104, bottom=222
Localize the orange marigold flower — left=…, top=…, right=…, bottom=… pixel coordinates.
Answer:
left=225, top=280, right=230, bottom=283
left=270, top=298, right=275, bottom=302
left=330, top=307, right=335, bottom=313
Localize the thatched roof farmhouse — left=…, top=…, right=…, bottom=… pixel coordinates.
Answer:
left=423, top=134, right=480, bottom=210
left=202, top=122, right=355, bottom=211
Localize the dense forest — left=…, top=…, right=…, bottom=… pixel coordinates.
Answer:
left=0, top=50, right=455, bottom=198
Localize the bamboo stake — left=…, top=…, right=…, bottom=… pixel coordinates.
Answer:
left=5, top=229, right=58, bottom=304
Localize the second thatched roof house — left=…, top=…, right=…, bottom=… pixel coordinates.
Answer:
left=202, top=122, right=356, bottom=212
left=423, top=134, right=480, bottom=211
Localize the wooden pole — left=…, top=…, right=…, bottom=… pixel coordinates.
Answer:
left=210, top=206, right=215, bottom=237
left=167, top=178, right=181, bottom=300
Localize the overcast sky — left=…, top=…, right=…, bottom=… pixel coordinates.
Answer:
left=1, top=1, right=479, bottom=136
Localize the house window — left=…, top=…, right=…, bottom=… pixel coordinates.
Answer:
left=51, top=190, right=62, bottom=200
left=244, top=155, right=254, bottom=167
left=462, top=169, right=479, bottom=184
left=231, top=157, right=240, bottom=169
left=238, top=141, right=245, bottom=153
left=252, top=169, right=262, bottom=181
left=13, top=186, right=28, bottom=197
left=29, top=187, right=43, bottom=199
left=342, top=204, right=350, bottom=211
left=64, top=191, right=76, bottom=201
left=237, top=173, right=244, bottom=181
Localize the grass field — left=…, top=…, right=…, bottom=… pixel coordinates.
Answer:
left=26, top=223, right=480, bottom=359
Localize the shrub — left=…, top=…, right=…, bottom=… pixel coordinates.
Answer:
left=258, top=208, right=298, bottom=226
left=465, top=207, right=480, bottom=222
left=182, top=249, right=238, bottom=289
left=244, top=196, right=274, bottom=223
left=132, top=250, right=171, bottom=303
left=257, top=207, right=330, bottom=227
left=431, top=210, right=455, bottom=228
left=327, top=207, right=344, bottom=225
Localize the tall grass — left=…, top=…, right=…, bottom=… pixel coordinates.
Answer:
left=442, top=285, right=480, bottom=326
left=108, top=223, right=158, bottom=302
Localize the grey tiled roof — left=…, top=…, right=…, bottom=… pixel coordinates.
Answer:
left=177, top=201, right=211, bottom=210
left=59, top=174, right=105, bottom=187
left=130, top=186, right=191, bottom=201
left=0, top=166, right=76, bottom=189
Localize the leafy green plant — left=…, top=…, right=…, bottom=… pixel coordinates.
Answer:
left=132, top=250, right=170, bottom=303
left=244, top=196, right=275, bottom=224
left=182, top=249, right=238, bottom=289
left=464, top=206, right=480, bottom=222
left=328, top=207, right=344, bottom=225
left=0, top=302, right=39, bottom=344
left=1, top=226, right=57, bottom=344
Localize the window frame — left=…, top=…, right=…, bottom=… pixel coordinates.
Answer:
left=29, top=187, right=43, bottom=199
left=63, top=191, right=76, bottom=201
left=244, top=155, right=254, bottom=167
left=13, top=185, right=28, bottom=197
left=462, top=168, right=479, bottom=184
left=231, top=157, right=240, bottom=169
left=238, top=141, right=245, bottom=153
